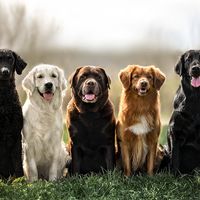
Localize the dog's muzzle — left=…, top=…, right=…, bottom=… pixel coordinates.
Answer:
left=38, top=82, right=54, bottom=101
left=191, top=66, right=200, bottom=77
left=190, top=65, right=200, bottom=88
left=137, top=80, right=149, bottom=96
left=81, top=78, right=99, bottom=103
left=0, top=67, right=10, bottom=79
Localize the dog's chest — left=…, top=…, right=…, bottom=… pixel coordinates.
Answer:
left=71, top=113, right=113, bottom=147
left=126, top=115, right=153, bottom=135
left=24, top=108, right=63, bottom=148
left=0, top=101, right=22, bottom=129
left=79, top=113, right=106, bottom=130
left=27, top=127, right=62, bottom=163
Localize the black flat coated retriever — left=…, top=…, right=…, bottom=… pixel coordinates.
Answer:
left=168, top=50, right=200, bottom=174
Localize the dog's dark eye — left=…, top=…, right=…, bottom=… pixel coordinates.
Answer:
left=80, top=75, right=86, bottom=80
left=186, top=57, right=192, bottom=63
left=37, top=74, right=43, bottom=79
left=52, top=74, right=57, bottom=78
left=96, top=75, right=102, bottom=80
left=7, top=56, right=13, bottom=62
left=147, top=75, right=153, bottom=80
left=133, top=75, right=139, bottom=79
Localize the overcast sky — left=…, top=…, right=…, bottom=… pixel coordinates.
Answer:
left=4, top=0, right=200, bottom=51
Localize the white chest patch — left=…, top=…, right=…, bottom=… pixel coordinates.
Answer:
left=126, top=116, right=152, bottom=135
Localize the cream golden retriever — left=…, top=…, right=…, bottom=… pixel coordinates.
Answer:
left=22, top=64, right=70, bottom=182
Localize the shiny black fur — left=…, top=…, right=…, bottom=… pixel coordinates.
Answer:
left=67, top=66, right=116, bottom=174
left=0, top=49, right=27, bottom=178
left=168, top=50, right=200, bottom=174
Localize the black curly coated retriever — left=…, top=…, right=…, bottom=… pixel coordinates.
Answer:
left=0, top=49, right=27, bottom=178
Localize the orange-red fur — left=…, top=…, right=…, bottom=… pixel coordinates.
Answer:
left=117, top=65, right=165, bottom=176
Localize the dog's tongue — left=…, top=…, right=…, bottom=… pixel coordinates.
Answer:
left=191, top=77, right=200, bottom=87
left=85, top=94, right=95, bottom=101
left=43, top=93, right=53, bottom=101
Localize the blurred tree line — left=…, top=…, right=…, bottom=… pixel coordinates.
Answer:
left=0, top=2, right=58, bottom=58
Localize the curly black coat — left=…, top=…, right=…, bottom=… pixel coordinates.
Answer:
left=0, top=49, right=27, bottom=178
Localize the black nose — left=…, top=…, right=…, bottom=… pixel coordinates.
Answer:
left=141, top=81, right=147, bottom=87
left=2, top=68, right=9, bottom=76
left=86, top=79, right=95, bottom=86
left=45, top=82, right=53, bottom=89
left=191, top=66, right=200, bottom=75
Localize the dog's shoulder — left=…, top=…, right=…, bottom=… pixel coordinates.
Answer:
left=173, top=85, right=185, bottom=110
left=100, top=99, right=115, bottom=118
left=66, top=99, right=79, bottom=120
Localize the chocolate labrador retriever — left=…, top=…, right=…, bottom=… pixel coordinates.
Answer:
left=66, top=66, right=115, bottom=174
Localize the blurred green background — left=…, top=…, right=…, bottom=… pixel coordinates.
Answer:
left=1, top=0, right=200, bottom=144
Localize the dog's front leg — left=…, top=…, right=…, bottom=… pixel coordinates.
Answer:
left=147, top=143, right=157, bottom=176
left=171, top=137, right=180, bottom=174
left=72, top=145, right=81, bottom=174
left=121, top=143, right=131, bottom=176
left=105, top=145, right=115, bottom=171
left=11, top=132, right=23, bottom=177
left=26, top=158, right=38, bottom=182
left=49, top=160, right=58, bottom=181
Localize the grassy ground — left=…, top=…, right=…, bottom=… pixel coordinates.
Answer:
left=0, top=171, right=199, bottom=200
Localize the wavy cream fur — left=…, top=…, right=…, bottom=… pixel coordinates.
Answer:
left=22, top=64, right=69, bottom=182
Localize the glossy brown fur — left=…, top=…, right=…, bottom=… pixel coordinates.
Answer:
left=66, top=66, right=116, bottom=174
left=117, top=65, right=165, bottom=176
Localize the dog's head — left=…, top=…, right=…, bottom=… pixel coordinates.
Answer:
left=22, top=64, right=66, bottom=104
left=69, top=66, right=111, bottom=104
left=175, top=50, right=200, bottom=89
left=119, top=65, right=165, bottom=96
left=0, top=49, right=27, bottom=81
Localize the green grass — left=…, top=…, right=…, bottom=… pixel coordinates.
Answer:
left=0, top=171, right=199, bottom=200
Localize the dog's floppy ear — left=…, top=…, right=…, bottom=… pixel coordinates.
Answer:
left=68, top=67, right=82, bottom=88
left=22, top=68, right=35, bottom=95
left=56, top=67, right=67, bottom=90
left=12, top=51, right=27, bottom=75
left=174, top=51, right=193, bottom=76
left=153, top=67, right=166, bottom=90
left=119, top=65, right=134, bottom=90
left=175, top=54, right=185, bottom=76
left=99, top=67, right=111, bottom=89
